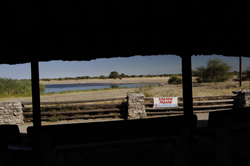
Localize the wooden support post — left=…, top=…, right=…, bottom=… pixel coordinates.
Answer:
left=31, top=60, right=41, bottom=128
left=240, top=56, right=242, bottom=87
left=181, top=55, right=194, bottom=119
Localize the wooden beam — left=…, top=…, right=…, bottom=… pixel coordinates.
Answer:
left=181, top=55, right=194, bottom=119
left=31, top=60, right=41, bottom=128
left=240, top=56, right=242, bottom=87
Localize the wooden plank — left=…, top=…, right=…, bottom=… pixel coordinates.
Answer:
left=22, top=95, right=236, bottom=106
left=31, top=60, right=41, bottom=128
left=144, top=94, right=236, bottom=100
left=23, top=103, right=127, bottom=110
left=145, top=104, right=233, bottom=110
left=22, top=97, right=127, bottom=105
left=24, top=113, right=122, bottom=121
left=145, top=99, right=234, bottom=105
left=23, top=107, right=234, bottom=117
left=23, top=108, right=126, bottom=116
left=147, top=108, right=233, bottom=114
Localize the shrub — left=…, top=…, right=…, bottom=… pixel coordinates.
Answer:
left=109, top=71, right=119, bottom=79
left=243, top=66, right=250, bottom=80
left=168, top=75, right=182, bottom=85
left=120, top=73, right=126, bottom=78
left=193, top=59, right=233, bottom=82
left=0, top=77, right=45, bottom=97
left=99, top=75, right=107, bottom=79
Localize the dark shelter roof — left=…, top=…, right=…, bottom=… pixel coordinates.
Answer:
left=0, top=0, right=250, bottom=65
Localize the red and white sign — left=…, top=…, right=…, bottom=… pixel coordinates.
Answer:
left=154, top=97, right=178, bottom=108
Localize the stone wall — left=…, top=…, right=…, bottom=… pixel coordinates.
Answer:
left=233, top=90, right=250, bottom=108
left=0, top=101, right=24, bottom=124
left=127, top=94, right=147, bottom=120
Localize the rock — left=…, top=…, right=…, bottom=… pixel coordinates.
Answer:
left=127, top=94, right=147, bottom=120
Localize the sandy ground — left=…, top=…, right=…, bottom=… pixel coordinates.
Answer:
left=18, top=113, right=209, bottom=133
left=39, top=77, right=173, bottom=85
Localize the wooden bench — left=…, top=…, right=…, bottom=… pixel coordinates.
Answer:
left=195, top=108, right=250, bottom=166
left=0, top=125, right=34, bottom=166
left=27, top=115, right=197, bottom=166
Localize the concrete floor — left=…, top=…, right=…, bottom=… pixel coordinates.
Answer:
left=5, top=113, right=250, bottom=166
left=18, top=113, right=210, bottom=133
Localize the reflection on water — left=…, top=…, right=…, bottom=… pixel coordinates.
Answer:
left=42, top=83, right=159, bottom=94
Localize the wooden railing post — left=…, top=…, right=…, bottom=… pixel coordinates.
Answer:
left=31, top=60, right=41, bottom=128
left=181, top=55, right=194, bottom=119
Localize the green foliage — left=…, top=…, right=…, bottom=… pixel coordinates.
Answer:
left=41, top=78, right=51, bottom=81
left=49, top=116, right=59, bottom=122
left=75, top=76, right=90, bottom=79
left=0, top=77, right=45, bottom=97
left=243, top=66, right=250, bottom=80
left=109, top=71, right=119, bottom=79
left=147, top=75, right=153, bottom=77
left=64, top=77, right=75, bottom=80
left=232, top=71, right=239, bottom=75
left=99, top=75, right=107, bottom=79
left=193, top=59, right=233, bottom=83
left=168, top=75, right=182, bottom=85
left=39, top=83, right=45, bottom=92
left=120, top=73, right=126, bottom=78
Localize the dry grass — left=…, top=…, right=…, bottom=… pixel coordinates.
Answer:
left=1, top=77, right=250, bottom=103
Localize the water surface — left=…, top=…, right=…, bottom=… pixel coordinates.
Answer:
left=42, top=83, right=159, bottom=94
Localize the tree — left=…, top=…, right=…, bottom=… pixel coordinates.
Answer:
left=99, top=75, right=107, bottom=79
left=120, top=73, right=126, bottom=78
left=232, top=71, right=238, bottom=75
left=109, top=71, right=119, bottom=79
left=194, top=59, right=233, bottom=82
left=243, top=66, right=250, bottom=80
left=168, top=75, right=182, bottom=84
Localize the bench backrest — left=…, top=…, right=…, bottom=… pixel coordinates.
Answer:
left=207, top=108, right=250, bottom=130
left=207, top=110, right=233, bottom=129
left=27, top=115, right=197, bottom=146
left=0, top=125, right=22, bottom=145
left=231, top=107, right=250, bottom=125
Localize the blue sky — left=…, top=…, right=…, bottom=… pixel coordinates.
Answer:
left=0, top=55, right=250, bottom=79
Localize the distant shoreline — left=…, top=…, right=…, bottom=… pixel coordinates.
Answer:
left=39, top=77, right=172, bottom=85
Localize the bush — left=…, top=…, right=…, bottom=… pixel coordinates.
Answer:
left=193, top=59, right=233, bottom=83
left=99, top=75, right=107, bottom=79
left=120, top=73, right=126, bottom=78
left=243, top=66, right=250, bottom=80
left=109, top=71, right=119, bottom=79
left=168, top=75, right=182, bottom=85
left=41, top=78, right=51, bottom=81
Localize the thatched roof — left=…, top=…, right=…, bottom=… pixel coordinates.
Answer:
left=1, top=1, right=249, bottom=64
